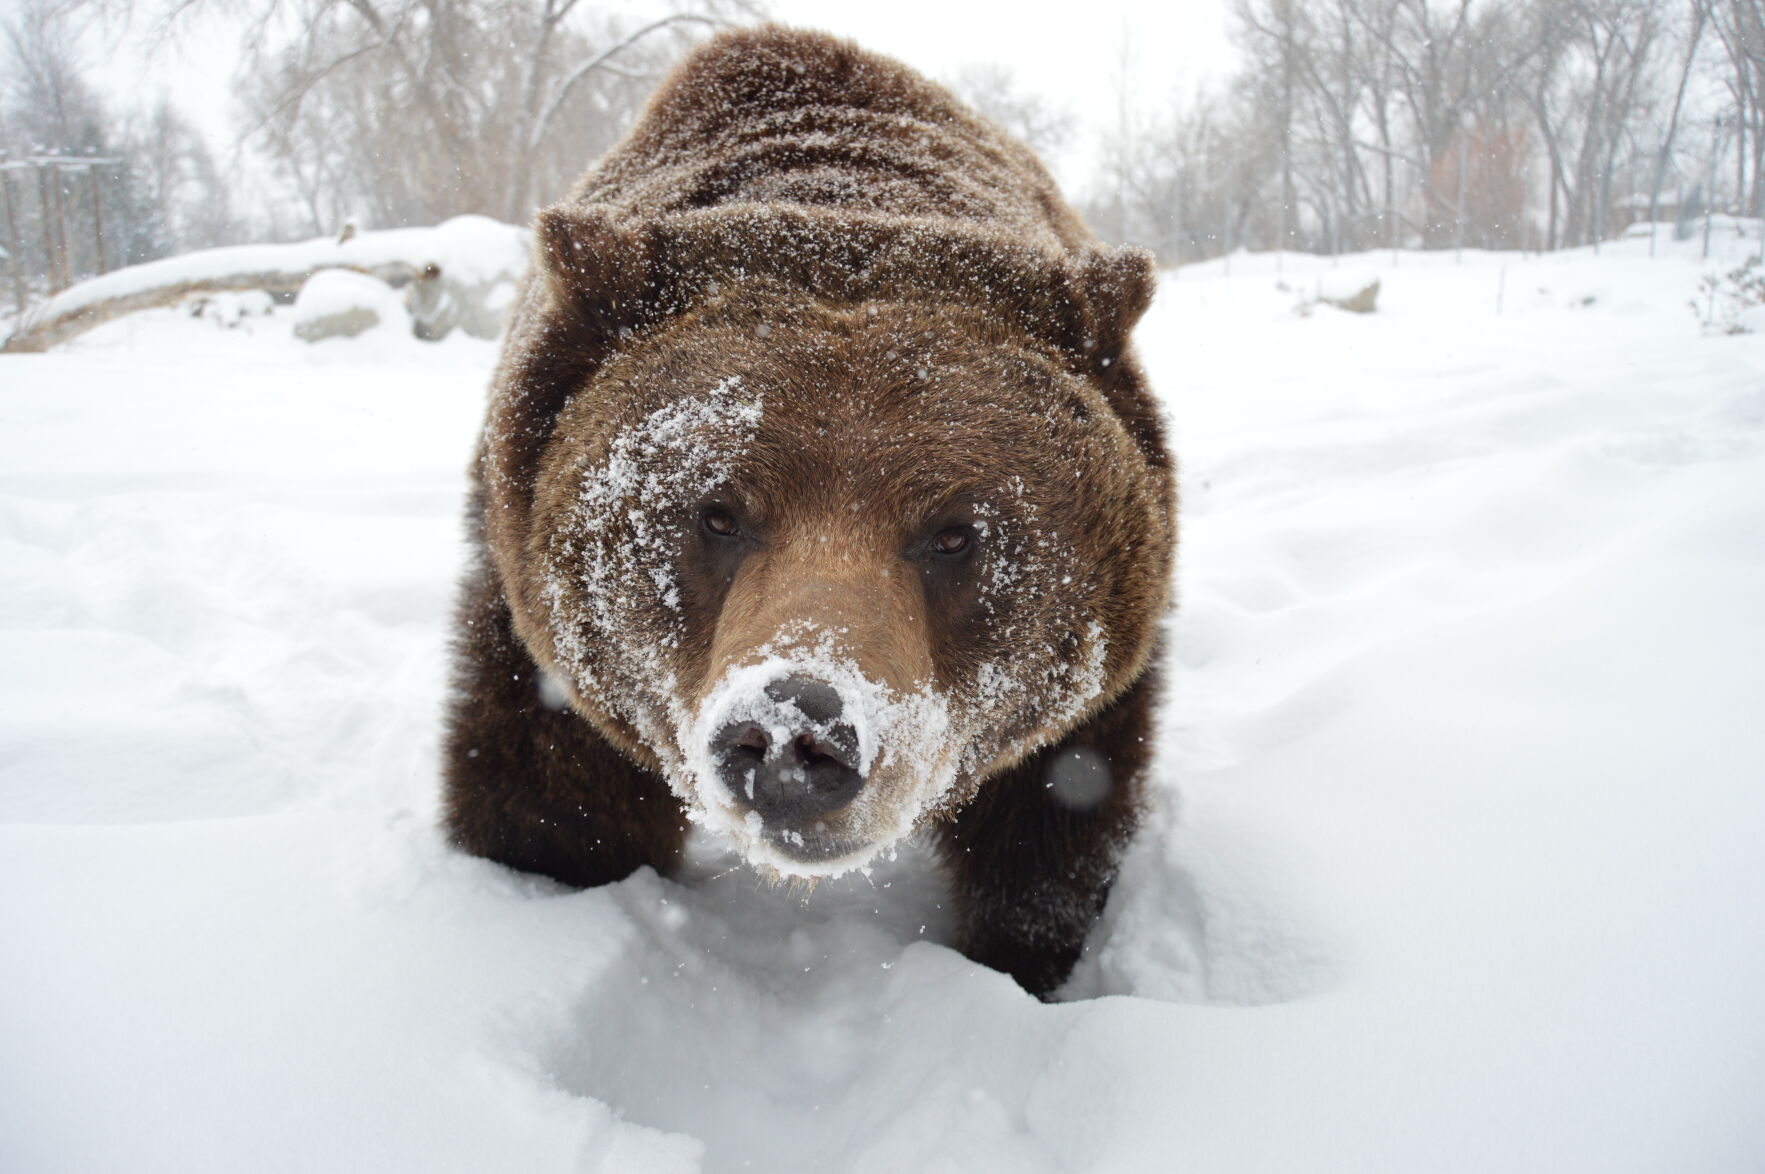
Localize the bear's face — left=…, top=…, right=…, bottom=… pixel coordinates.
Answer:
left=520, top=288, right=1169, bottom=877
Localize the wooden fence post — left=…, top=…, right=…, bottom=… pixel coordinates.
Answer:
left=88, top=167, right=108, bottom=276
left=2, top=169, right=26, bottom=315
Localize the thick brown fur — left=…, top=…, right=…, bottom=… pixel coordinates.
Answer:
left=443, top=25, right=1176, bottom=999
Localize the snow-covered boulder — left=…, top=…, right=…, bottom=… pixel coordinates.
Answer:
left=403, top=216, right=530, bottom=341
left=1315, top=270, right=1382, bottom=313
left=292, top=270, right=409, bottom=342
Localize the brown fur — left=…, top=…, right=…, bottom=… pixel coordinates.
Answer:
left=443, top=25, right=1176, bottom=997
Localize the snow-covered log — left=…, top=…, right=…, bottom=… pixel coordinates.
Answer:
left=2, top=215, right=528, bottom=353
left=2, top=260, right=429, bottom=353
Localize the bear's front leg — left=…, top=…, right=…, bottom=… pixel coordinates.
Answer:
left=442, top=553, right=687, bottom=888
left=935, top=670, right=1159, bottom=999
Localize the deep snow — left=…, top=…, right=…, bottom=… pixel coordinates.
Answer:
left=3, top=230, right=1764, bottom=1172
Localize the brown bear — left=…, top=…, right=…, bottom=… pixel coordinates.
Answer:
left=442, top=25, right=1176, bottom=998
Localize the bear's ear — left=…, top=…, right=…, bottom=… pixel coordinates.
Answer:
left=481, top=207, right=669, bottom=552
left=1061, top=245, right=1169, bottom=469
left=532, top=205, right=660, bottom=343
left=1075, top=245, right=1156, bottom=371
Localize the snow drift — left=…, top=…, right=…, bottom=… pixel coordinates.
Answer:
left=2, top=230, right=1763, bottom=1172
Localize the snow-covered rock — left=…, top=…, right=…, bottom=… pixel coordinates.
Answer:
left=403, top=215, right=531, bottom=340
left=291, top=269, right=409, bottom=342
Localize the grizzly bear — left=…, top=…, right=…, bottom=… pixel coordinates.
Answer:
left=442, top=25, right=1175, bottom=998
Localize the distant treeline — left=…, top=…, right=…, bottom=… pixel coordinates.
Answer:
left=1084, top=0, right=1765, bottom=261
left=4, top=0, right=1762, bottom=312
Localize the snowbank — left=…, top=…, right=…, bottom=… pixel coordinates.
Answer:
left=2, top=234, right=1763, bottom=1171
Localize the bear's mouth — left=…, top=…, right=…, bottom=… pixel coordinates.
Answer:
left=760, top=824, right=864, bottom=865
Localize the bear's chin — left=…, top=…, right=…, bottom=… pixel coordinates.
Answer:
left=741, top=820, right=893, bottom=880
left=765, top=824, right=888, bottom=870
left=751, top=836, right=875, bottom=875
left=689, top=799, right=904, bottom=880
left=748, top=837, right=877, bottom=882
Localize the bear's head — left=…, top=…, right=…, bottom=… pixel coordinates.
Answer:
left=485, top=206, right=1173, bottom=877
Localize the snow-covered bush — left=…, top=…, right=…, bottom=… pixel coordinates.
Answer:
left=1692, top=256, right=1765, bottom=335
left=187, top=290, right=276, bottom=329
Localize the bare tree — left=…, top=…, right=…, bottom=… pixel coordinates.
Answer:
left=1084, top=69, right=1293, bottom=263
left=2, top=3, right=166, bottom=293
left=1233, top=0, right=1307, bottom=250
left=1701, top=0, right=1765, bottom=221
left=948, top=64, right=1076, bottom=167
left=1529, top=0, right=1668, bottom=247
left=129, top=98, right=237, bottom=252
left=1644, top=0, right=1707, bottom=248
left=234, top=0, right=745, bottom=229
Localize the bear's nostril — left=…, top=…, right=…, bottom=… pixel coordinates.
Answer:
left=793, top=732, right=848, bottom=773
left=729, top=723, right=768, bottom=758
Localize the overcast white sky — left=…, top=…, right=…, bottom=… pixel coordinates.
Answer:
left=5, top=0, right=1236, bottom=200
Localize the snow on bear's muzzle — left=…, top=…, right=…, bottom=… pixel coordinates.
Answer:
left=681, top=652, right=955, bottom=877
left=710, top=676, right=863, bottom=844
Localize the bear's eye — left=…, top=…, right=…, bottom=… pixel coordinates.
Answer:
left=932, top=527, right=971, bottom=556
left=702, top=508, right=740, bottom=538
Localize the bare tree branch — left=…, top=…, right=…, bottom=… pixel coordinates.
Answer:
left=527, top=12, right=725, bottom=155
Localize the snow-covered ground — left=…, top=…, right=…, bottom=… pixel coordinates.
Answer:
left=3, top=231, right=1763, bottom=1172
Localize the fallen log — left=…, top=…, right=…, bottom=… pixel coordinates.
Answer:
left=2, top=261, right=432, bottom=353
left=2, top=216, right=528, bottom=353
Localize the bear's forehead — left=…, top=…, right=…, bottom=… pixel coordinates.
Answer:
left=671, top=341, right=1068, bottom=502
left=613, top=298, right=1080, bottom=439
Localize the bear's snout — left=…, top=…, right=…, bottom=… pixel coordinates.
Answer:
left=711, top=676, right=864, bottom=835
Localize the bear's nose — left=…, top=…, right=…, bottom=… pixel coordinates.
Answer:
left=712, top=677, right=863, bottom=826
